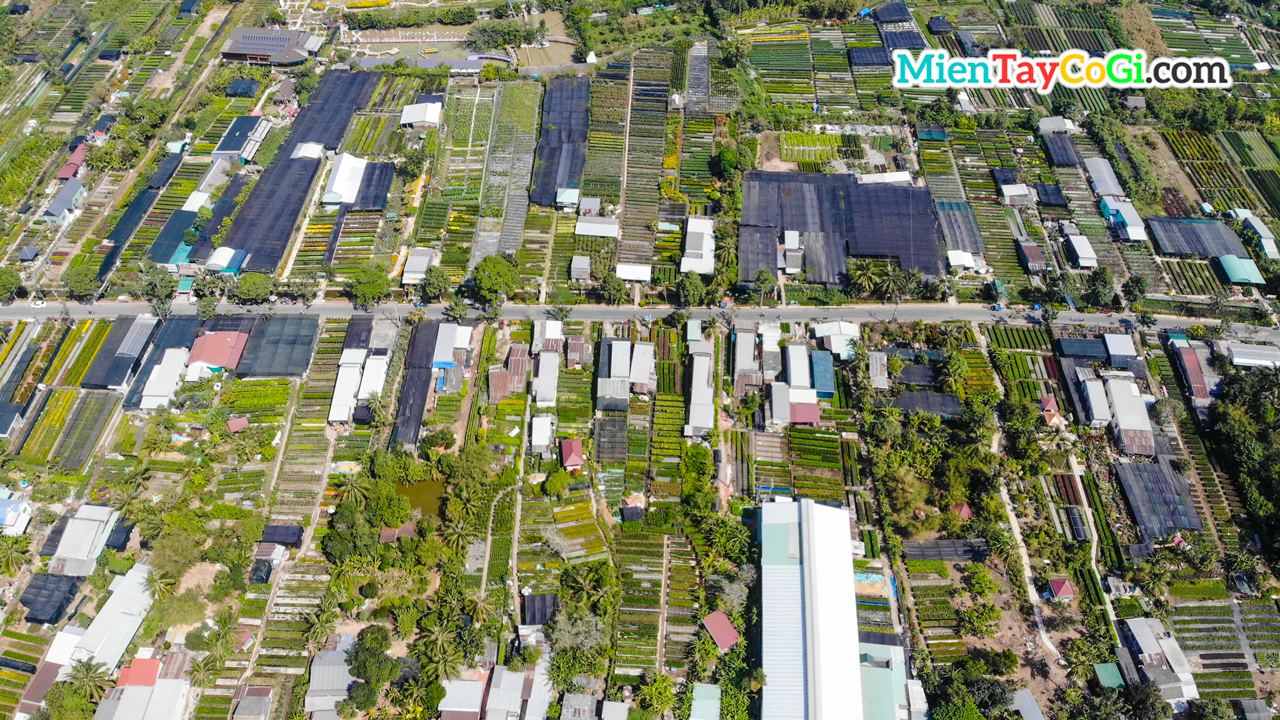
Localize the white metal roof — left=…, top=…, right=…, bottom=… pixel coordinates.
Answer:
left=1083, top=378, right=1111, bottom=425
left=54, top=505, right=119, bottom=574
left=575, top=216, right=620, bottom=238
left=399, top=102, right=442, bottom=126
left=1104, top=333, right=1137, bottom=359
left=735, top=330, right=758, bottom=373
left=143, top=679, right=189, bottom=720
left=402, top=247, right=433, bottom=283
left=358, top=354, right=390, bottom=399
left=485, top=667, right=524, bottom=717
left=615, top=263, right=651, bottom=282
left=868, top=351, right=889, bottom=389
left=324, top=153, right=367, bottom=205
left=790, top=387, right=818, bottom=404
left=433, top=324, right=459, bottom=367
left=812, top=322, right=859, bottom=340
left=291, top=142, right=324, bottom=159
left=181, top=191, right=210, bottom=213
left=947, top=250, right=975, bottom=269
left=328, top=364, right=363, bottom=423
left=856, top=170, right=913, bottom=185
left=1106, top=377, right=1153, bottom=433
left=786, top=344, right=811, bottom=388
left=1226, top=341, right=1280, bottom=367
left=760, top=500, right=862, bottom=720
left=784, top=230, right=800, bottom=249
left=142, top=348, right=190, bottom=410
left=681, top=215, right=716, bottom=275
left=1068, top=235, right=1097, bottom=267
left=533, top=351, right=560, bottom=408
left=630, top=342, right=654, bottom=385
left=609, top=338, right=630, bottom=379
left=69, top=563, right=153, bottom=672
left=1085, top=157, right=1124, bottom=196
left=770, top=382, right=790, bottom=426
left=339, top=348, right=367, bottom=367
left=687, top=349, right=715, bottom=435
left=542, top=320, right=563, bottom=341
left=46, top=627, right=86, bottom=666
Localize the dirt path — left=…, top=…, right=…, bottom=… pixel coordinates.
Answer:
left=997, top=479, right=1063, bottom=663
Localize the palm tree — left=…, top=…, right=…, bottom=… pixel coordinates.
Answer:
left=68, top=659, right=112, bottom=702
left=187, top=656, right=219, bottom=689
left=441, top=519, right=476, bottom=555
left=0, top=535, right=30, bottom=576
left=466, top=591, right=495, bottom=627
left=935, top=324, right=966, bottom=352
left=1129, top=561, right=1172, bottom=598
left=145, top=570, right=177, bottom=600
left=331, top=473, right=373, bottom=504
left=417, top=642, right=465, bottom=683
left=304, top=607, right=339, bottom=651
left=845, top=259, right=881, bottom=296
left=715, top=240, right=737, bottom=268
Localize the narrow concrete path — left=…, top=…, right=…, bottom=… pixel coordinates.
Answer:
left=654, top=534, right=671, bottom=670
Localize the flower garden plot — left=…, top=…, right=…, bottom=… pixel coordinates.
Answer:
left=223, top=379, right=292, bottom=423
left=1242, top=601, right=1280, bottom=653
left=581, top=59, right=630, bottom=201
left=746, top=26, right=815, bottom=104
left=984, top=325, right=1051, bottom=351
left=291, top=211, right=338, bottom=277
left=43, top=320, right=91, bottom=386
left=626, top=398, right=653, bottom=495
left=648, top=394, right=686, bottom=501
left=618, top=52, right=672, bottom=267
left=614, top=531, right=667, bottom=676
left=788, top=428, right=844, bottom=504
left=556, top=369, right=594, bottom=436
left=53, top=65, right=110, bottom=115
left=415, top=198, right=451, bottom=247
left=515, top=210, right=554, bottom=283
left=679, top=116, right=716, bottom=202
left=329, top=211, right=384, bottom=278
left=1244, top=168, right=1280, bottom=219
left=1222, top=131, right=1280, bottom=168
left=663, top=535, right=701, bottom=672
left=517, top=495, right=563, bottom=594
left=342, top=114, right=403, bottom=156
left=780, top=132, right=839, bottom=163
left=810, top=28, right=857, bottom=107
left=20, top=388, right=78, bottom=461
left=1165, top=259, right=1226, bottom=296
left=753, top=432, right=792, bottom=497
left=51, top=391, right=118, bottom=473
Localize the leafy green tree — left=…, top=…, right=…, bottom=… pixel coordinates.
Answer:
left=197, top=296, right=219, bottom=320
left=715, top=146, right=739, bottom=177
left=421, top=265, right=451, bottom=301
left=964, top=563, right=998, bottom=598
left=41, top=683, right=96, bottom=720
left=62, top=264, right=100, bottom=299
left=1123, top=681, right=1174, bottom=720
left=444, top=296, right=468, bottom=322
left=1122, top=274, right=1148, bottom=303
left=349, top=681, right=380, bottom=711
left=1136, top=310, right=1158, bottom=329
left=1187, top=699, right=1234, bottom=720
left=233, top=273, right=274, bottom=303
left=599, top=272, right=628, bottom=305
left=0, top=266, right=23, bottom=301
left=469, top=254, right=519, bottom=305
left=677, top=271, right=707, bottom=307
left=544, top=469, right=571, bottom=497
left=754, top=268, right=776, bottom=303
left=348, top=261, right=392, bottom=309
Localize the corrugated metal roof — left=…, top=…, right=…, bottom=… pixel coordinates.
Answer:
left=811, top=350, right=835, bottom=395
left=787, top=344, right=810, bottom=388
left=1227, top=342, right=1280, bottom=367
left=70, top=563, right=152, bottom=672
left=630, top=342, right=654, bottom=385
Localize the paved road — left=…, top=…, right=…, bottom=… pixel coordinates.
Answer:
left=11, top=299, right=1280, bottom=344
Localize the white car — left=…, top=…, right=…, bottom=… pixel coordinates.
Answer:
left=30, top=300, right=46, bottom=309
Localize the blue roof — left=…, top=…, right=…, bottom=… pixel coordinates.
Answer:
left=1218, top=255, right=1266, bottom=285
left=811, top=350, right=835, bottom=394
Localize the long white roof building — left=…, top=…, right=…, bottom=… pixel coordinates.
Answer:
left=761, top=499, right=862, bottom=720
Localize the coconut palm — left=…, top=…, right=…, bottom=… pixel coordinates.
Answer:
left=715, top=240, right=737, bottom=268
left=187, top=655, right=219, bottom=689
left=144, top=570, right=177, bottom=600
left=441, top=518, right=475, bottom=555
left=935, top=324, right=967, bottom=352
left=304, top=607, right=339, bottom=651
left=68, top=659, right=112, bottom=702
left=465, top=591, right=495, bottom=627
left=331, top=473, right=373, bottom=504
left=417, top=641, right=465, bottom=683
left=0, top=535, right=30, bottom=576
left=845, top=259, right=881, bottom=296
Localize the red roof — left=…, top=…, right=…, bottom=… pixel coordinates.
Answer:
left=560, top=438, right=584, bottom=468
left=1049, top=578, right=1076, bottom=598
left=790, top=403, right=821, bottom=424
left=1177, top=347, right=1210, bottom=399
left=189, top=331, right=249, bottom=369
left=379, top=521, right=417, bottom=543
left=951, top=502, right=974, bottom=521
left=1040, top=396, right=1059, bottom=413
left=56, top=145, right=89, bottom=180
left=227, top=416, right=250, bottom=433
left=702, top=610, right=741, bottom=652
left=118, top=658, right=161, bottom=686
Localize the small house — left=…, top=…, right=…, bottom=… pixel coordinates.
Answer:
left=560, top=438, right=584, bottom=472
left=41, top=179, right=85, bottom=226
left=926, top=15, right=953, bottom=34
left=702, top=610, right=741, bottom=653
left=399, top=100, right=442, bottom=131
left=1048, top=577, right=1076, bottom=600
left=1017, top=241, right=1050, bottom=274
